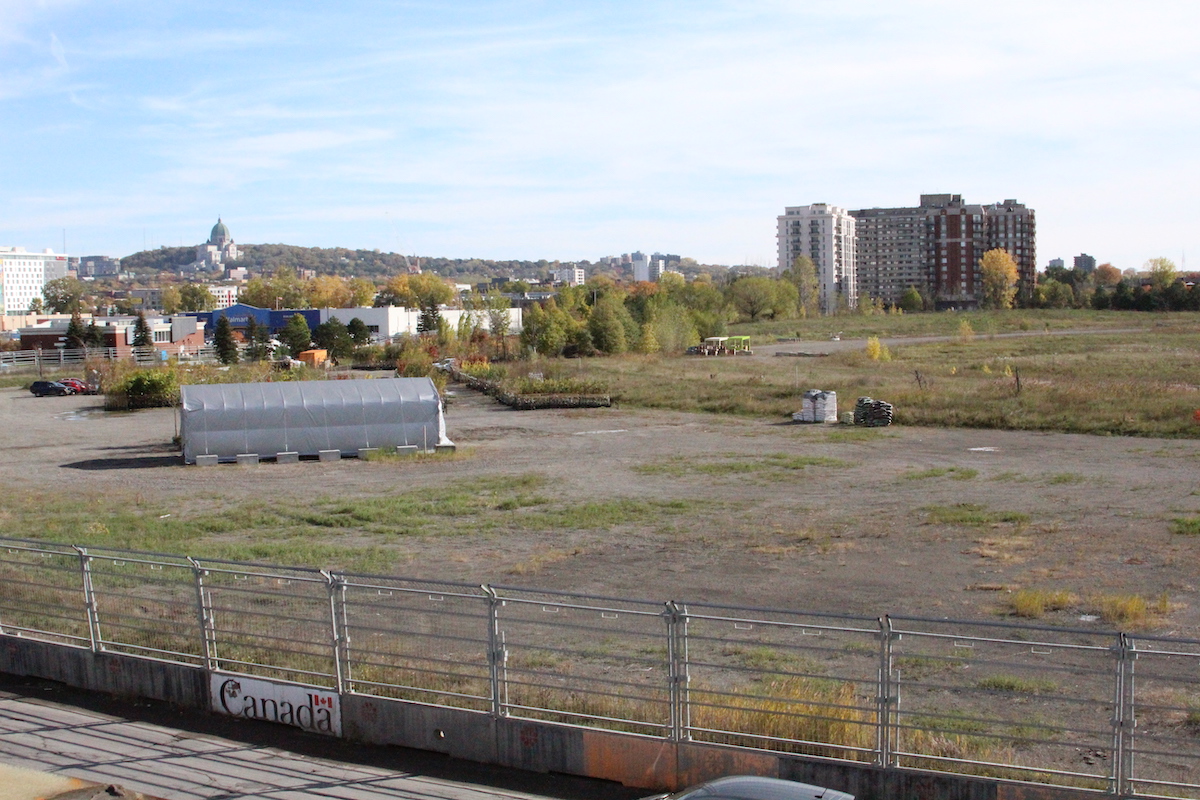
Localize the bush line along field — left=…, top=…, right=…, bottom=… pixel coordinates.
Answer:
left=570, top=319, right=1200, bottom=438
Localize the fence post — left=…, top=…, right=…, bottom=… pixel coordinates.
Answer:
left=73, top=546, right=101, bottom=653
left=484, top=585, right=507, bottom=718
left=666, top=601, right=690, bottom=742
left=187, top=558, right=216, bottom=672
left=877, top=616, right=895, bottom=766
left=323, top=571, right=349, bottom=695
left=1111, top=633, right=1135, bottom=797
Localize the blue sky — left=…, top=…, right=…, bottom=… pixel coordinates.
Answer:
left=1, top=1, right=1197, bottom=269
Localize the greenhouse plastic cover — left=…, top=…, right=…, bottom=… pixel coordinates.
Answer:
left=180, top=377, right=452, bottom=463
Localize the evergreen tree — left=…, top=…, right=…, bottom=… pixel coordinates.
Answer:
left=84, top=321, right=105, bottom=348
left=278, top=313, right=312, bottom=357
left=243, top=316, right=271, bottom=361
left=312, top=317, right=355, bottom=361
left=214, top=315, right=239, bottom=364
left=132, top=312, right=153, bottom=348
left=346, top=317, right=371, bottom=346
left=65, top=311, right=87, bottom=348
left=417, top=305, right=441, bottom=335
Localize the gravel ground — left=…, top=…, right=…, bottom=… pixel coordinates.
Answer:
left=3, top=379, right=1199, bottom=634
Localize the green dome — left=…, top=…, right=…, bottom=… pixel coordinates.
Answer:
left=209, top=218, right=231, bottom=245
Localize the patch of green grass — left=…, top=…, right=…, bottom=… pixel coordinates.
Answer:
left=922, top=504, right=1030, bottom=526
left=634, top=452, right=850, bottom=478
left=821, top=428, right=896, bottom=443
left=1047, top=473, right=1087, bottom=485
left=0, top=473, right=692, bottom=570
left=902, top=466, right=978, bottom=481
left=1172, top=517, right=1200, bottom=535
left=1008, top=589, right=1075, bottom=618
left=976, top=675, right=1058, bottom=694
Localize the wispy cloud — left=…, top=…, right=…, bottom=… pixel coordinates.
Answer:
left=1, top=1, right=1199, bottom=266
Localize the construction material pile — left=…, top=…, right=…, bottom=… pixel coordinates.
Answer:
left=792, top=390, right=838, bottom=423
left=853, top=396, right=894, bottom=427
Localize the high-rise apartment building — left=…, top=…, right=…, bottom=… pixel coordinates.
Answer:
left=776, top=203, right=857, bottom=313
left=848, top=195, right=1036, bottom=309
left=0, top=247, right=70, bottom=315
left=1073, top=253, right=1096, bottom=273
left=851, top=205, right=930, bottom=306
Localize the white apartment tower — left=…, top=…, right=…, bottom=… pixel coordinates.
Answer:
left=776, top=204, right=857, bottom=313
left=0, top=247, right=70, bottom=315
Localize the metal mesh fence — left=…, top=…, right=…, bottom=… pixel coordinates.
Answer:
left=0, top=540, right=89, bottom=647
left=196, top=560, right=337, bottom=687
left=342, top=576, right=492, bottom=710
left=681, top=604, right=882, bottom=761
left=85, top=548, right=204, bottom=665
left=1126, top=634, right=1200, bottom=799
left=1, top=537, right=1199, bottom=798
left=887, top=616, right=1119, bottom=788
left=492, top=587, right=671, bottom=735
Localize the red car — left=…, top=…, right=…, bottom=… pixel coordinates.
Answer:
left=59, top=378, right=96, bottom=395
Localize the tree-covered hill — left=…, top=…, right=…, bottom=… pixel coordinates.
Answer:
left=119, top=243, right=565, bottom=282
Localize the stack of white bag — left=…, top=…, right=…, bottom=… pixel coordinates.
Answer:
left=792, top=390, right=838, bottom=423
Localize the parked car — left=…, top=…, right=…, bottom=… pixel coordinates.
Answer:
left=643, top=777, right=854, bottom=800
left=59, top=378, right=96, bottom=395
left=29, top=381, right=73, bottom=397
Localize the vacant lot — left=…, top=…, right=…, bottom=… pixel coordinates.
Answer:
left=4, top=359, right=1200, bottom=637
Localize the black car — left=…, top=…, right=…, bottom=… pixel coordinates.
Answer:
left=643, top=777, right=854, bottom=800
left=29, top=381, right=73, bottom=397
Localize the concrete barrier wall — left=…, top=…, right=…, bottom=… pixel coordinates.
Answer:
left=0, top=635, right=1102, bottom=800
left=0, top=637, right=206, bottom=709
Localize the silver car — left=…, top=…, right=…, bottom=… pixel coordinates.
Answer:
left=643, top=776, right=854, bottom=800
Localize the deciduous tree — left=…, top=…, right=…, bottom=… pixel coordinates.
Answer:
left=43, top=277, right=86, bottom=313
left=178, top=284, right=215, bottom=312
left=1094, top=263, right=1122, bottom=287
left=979, top=249, right=1019, bottom=309
left=783, top=256, right=820, bottom=318
left=726, top=276, right=778, bottom=321
left=1146, top=257, right=1177, bottom=292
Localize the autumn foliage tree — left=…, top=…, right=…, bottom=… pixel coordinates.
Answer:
left=979, top=249, right=1019, bottom=309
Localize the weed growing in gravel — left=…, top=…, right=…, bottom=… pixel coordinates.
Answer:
left=1090, top=593, right=1170, bottom=627
left=1172, top=517, right=1200, bottom=535
left=1008, top=589, right=1075, bottom=618
left=923, top=504, right=1030, bottom=526
left=1047, top=473, right=1087, bottom=485
left=635, top=452, right=850, bottom=478
left=902, top=467, right=978, bottom=481
left=976, top=675, right=1058, bottom=694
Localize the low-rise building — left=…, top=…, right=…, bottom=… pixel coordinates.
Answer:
left=208, top=285, right=241, bottom=309
left=18, top=315, right=206, bottom=354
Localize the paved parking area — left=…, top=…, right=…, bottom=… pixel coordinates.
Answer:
left=0, top=679, right=625, bottom=800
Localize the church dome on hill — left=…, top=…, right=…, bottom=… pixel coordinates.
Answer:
left=186, top=217, right=240, bottom=274
left=209, top=218, right=231, bottom=246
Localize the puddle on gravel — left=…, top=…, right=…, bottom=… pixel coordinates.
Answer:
left=55, top=409, right=102, bottom=422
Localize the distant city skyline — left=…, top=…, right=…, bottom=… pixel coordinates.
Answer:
left=1, top=2, right=1197, bottom=271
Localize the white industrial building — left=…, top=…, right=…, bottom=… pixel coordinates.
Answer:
left=315, top=306, right=523, bottom=340
left=776, top=204, right=857, bottom=313
left=0, top=247, right=71, bottom=315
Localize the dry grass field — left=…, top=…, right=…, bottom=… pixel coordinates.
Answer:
left=3, top=317, right=1200, bottom=638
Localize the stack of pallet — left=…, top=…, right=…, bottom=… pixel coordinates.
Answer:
left=853, top=396, right=894, bottom=427
left=792, top=390, right=838, bottom=423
